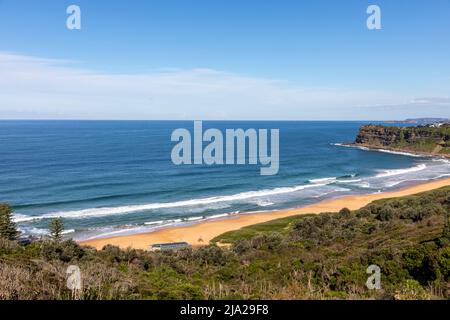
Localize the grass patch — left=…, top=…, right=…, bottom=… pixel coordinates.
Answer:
left=212, top=214, right=315, bottom=244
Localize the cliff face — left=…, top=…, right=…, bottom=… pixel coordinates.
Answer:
left=354, top=124, right=450, bottom=156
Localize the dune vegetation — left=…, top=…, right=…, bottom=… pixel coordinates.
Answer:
left=1, top=187, right=449, bottom=300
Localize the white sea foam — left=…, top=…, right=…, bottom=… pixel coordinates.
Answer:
left=14, top=182, right=329, bottom=222
left=310, top=187, right=351, bottom=198
left=82, top=226, right=152, bottom=240
left=144, top=218, right=183, bottom=226
left=375, top=164, right=427, bottom=178
left=207, top=213, right=230, bottom=220
left=18, top=227, right=48, bottom=235
left=332, top=143, right=369, bottom=151
left=334, top=143, right=427, bottom=158
left=310, top=174, right=362, bottom=185
left=185, top=216, right=204, bottom=221
left=309, top=177, right=337, bottom=184
left=435, top=173, right=450, bottom=179
left=13, top=214, right=38, bottom=223
left=385, top=180, right=407, bottom=187
left=352, top=181, right=371, bottom=188
left=432, top=158, right=450, bottom=164
left=14, top=157, right=449, bottom=227
left=258, top=201, right=275, bottom=207
left=81, top=214, right=233, bottom=241
left=336, top=179, right=362, bottom=183
left=143, top=220, right=166, bottom=226
left=16, top=227, right=74, bottom=236
left=251, top=199, right=275, bottom=207
left=376, top=149, right=424, bottom=157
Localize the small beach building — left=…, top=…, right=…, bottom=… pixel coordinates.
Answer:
left=149, top=242, right=192, bottom=252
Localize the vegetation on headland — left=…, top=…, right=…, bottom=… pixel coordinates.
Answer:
left=1, top=187, right=450, bottom=300
left=385, top=118, right=450, bottom=126
left=354, top=124, right=450, bottom=155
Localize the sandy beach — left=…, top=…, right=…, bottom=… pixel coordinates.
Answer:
left=81, top=177, right=450, bottom=250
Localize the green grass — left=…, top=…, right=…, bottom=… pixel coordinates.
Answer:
left=212, top=214, right=315, bottom=244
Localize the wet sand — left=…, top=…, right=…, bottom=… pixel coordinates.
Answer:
left=81, top=178, right=450, bottom=250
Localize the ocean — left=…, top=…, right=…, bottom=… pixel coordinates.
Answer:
left=1, top=120, right=449, bottom=240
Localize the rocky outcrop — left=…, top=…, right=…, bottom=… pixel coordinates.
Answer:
left=354, top=124, right=450, bottom=156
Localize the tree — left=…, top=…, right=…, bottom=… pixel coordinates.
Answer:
left=339, top=207, right=351, bottom=218
left=49, top=217, right=64, bottom=242
left=0, top=203, right=19, bottom=240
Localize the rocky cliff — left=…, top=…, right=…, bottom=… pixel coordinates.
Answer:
left=354, top=124, right=450, bottom=156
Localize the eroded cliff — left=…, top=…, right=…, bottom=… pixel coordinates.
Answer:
left=354, top=124, right=450, bottom=156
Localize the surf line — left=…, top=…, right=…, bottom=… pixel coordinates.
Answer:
left=171, top=121, right=279, bottom=175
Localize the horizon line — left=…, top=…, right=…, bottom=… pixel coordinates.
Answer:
left=0, top=118, right=422, bottom=122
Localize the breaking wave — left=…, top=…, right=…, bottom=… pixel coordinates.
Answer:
left=14, top=181, right=331, bottom=222
left=375, top=164, right=427, bottom=178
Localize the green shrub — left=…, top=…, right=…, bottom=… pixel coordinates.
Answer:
left=41, top=240, right=85, bottom=262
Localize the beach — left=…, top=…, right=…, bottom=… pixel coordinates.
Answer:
left=81, top=177, right=450, bottom=250
left=9, top=121, right=450, bottom=240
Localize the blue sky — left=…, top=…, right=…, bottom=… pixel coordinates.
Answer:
left=0, top=0, right=449, bottom=120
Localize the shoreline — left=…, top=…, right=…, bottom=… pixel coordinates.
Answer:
left=344, top=143, right=450, bottom=159
left=80, top=177, right=450, bottom=250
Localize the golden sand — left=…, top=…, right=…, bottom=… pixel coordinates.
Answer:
left=80, top=178, right=450, bottom=250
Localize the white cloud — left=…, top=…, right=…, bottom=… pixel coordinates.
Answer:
left=409, top=97, right=450, bottom=105
left=0, top=52, right=438, bottom=120
left=358, top=97, right=450, bottom=120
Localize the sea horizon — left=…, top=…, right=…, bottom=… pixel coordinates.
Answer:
left=1, top=0, right=450, bottom=303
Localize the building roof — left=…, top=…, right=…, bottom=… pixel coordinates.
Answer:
left=151, top=242, right=191, bottom=248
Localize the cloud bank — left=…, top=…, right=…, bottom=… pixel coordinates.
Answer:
left=0, top=52, right=448, bottom=120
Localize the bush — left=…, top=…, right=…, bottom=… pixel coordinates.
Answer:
left=356, top=208, right=371, bottom=218
left=1, top=187, right=450, bottom=300
left=338, top=208, right=351, bottom=218
left=193, top=245, right=231, bottom=266
left=394, top=280, right=431, bottom=300
left=376, top=205, right=395, bottom=221
left=402, top=246, right=438, bottom=285
left=41, top=240, right=85, bottom=262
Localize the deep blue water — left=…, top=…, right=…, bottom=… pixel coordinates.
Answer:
left=1, top=121, right=449, bottom=240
